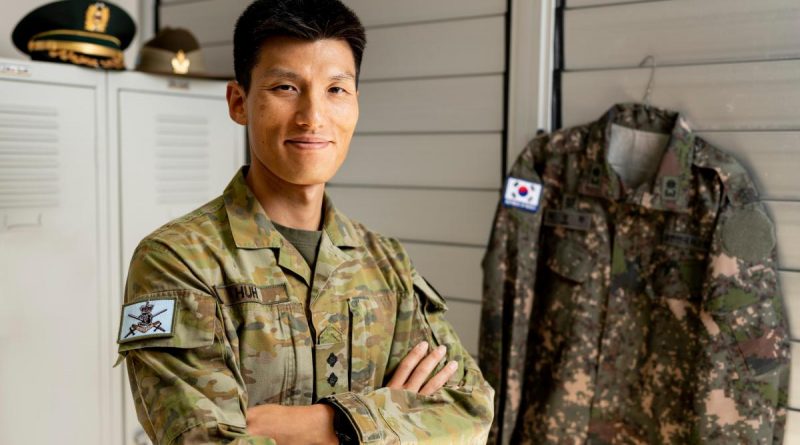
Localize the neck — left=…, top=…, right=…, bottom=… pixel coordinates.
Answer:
left=245, top=162, right=325, bottom=231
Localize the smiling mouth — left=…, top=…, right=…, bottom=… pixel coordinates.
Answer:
left=286, top=138, right=332, bottom=149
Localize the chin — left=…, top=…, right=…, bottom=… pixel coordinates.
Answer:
left=283, top=174, right=332, bottom=187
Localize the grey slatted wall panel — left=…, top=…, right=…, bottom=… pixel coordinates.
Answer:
left=160, top=0, right=248, bottom=45
left=159, top=0, right=508, bottom=355
left=784, top=272, right=800, bottom=339
left=563, top=1, right=800, bottom=439
left=566, top=0, right=800, bottom=70
left=789, top=411, right=800, bottom=444
left=360, top=16, right=505, bottom=80
left=567, top=0, right=665, bottom=7
left=356, top=75, right=504, bottom=133
left=332, top=134, right=502, bottom=188
left=770, top=201, right=800, bottom=270
left=338, top=0, right=505, bottom=27
left=562, top=59, right=800, bottom=130
left=326, top=188, right=497, bottom=246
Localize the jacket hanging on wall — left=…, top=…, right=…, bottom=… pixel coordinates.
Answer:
left=479, top=103, right=790, bottom=445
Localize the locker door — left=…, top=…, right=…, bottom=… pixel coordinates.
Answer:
left=0, top=77, right=105, bottom=444
left=118, top=91, right=242, bottom=266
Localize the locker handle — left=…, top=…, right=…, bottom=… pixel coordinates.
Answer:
left=3, top=213, right=43, bottom=230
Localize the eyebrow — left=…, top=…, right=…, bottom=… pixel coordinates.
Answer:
left=262, top=68, right=301, bottom=81
left=330, top=72, right=356, bottom=82
left=262, top=68, right=356, bottom=82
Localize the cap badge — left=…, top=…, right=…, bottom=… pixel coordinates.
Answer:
left=85, top=2, right=110, bottom=33
left=171, top=50, right=191, bottom=74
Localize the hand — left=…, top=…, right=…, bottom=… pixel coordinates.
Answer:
left=386, top=341, right=459, bottom=396
left=246, top=403, right=337, bottom=445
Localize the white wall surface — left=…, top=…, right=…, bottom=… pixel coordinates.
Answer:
left=0, top=0, right=142, bottom=69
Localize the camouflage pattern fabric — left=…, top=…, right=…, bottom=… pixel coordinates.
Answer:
left=479, top=103, right=790, bottom=445
left=117, top=167, right=494, bottom=444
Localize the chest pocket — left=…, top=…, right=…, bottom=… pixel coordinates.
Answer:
left=348, top=292, right=396, bottom=394
left=546, top=238, right=591, bottom=283
left=220, top=284, right=314, bottom=406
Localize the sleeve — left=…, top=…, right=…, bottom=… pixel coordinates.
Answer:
left=117, top=240, right=276, bottom=445
left=478, top=138, right=545, bottom=444
left=696, top=199, right=790, bottom=443
left=322, top=270, right=495, bottom=444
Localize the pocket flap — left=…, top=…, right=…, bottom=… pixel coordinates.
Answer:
left=547, top=239, right=591, bottom=283
left=117, top=289, right=217, bottom=353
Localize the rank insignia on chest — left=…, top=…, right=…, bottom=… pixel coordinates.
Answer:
left=503, top=176, right=542, bottom=213
left=118, top=298, right=176, bottom=343
left=543, top=208, right=592, bottom=231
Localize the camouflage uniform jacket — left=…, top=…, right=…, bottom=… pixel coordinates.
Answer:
left=117, top=167, right=494, bottom=445
left=479, top=104, right=790, bottom=444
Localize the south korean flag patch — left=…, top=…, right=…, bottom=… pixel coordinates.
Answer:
left=503, top=177, right=542, bottom=213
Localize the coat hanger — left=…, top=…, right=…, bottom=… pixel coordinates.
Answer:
left=639, top=55, right=656, bottom=108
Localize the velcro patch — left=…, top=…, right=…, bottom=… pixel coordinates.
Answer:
left=216, top=283, right=289, bottom=305
left=722, top=207, right=776, bottom=262
left=118, top=298, right=176, bottom=343
left=543, top=209, right=592, bottom=231
left=503, top=177, right=542, bottom=213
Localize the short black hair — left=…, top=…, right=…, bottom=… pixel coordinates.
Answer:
left=233, top=0, right=366, bottom=92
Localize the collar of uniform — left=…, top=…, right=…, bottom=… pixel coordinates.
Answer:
left=223, top=167, right=282, bottom=249
left=321, top=194, right=363, bottom=248
left=223, top=167, right=363, bottom=249
left=580, top=103, right=695, bottom=212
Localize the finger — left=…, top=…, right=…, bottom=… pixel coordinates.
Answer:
left=419, top=360, right=458, bottom=396
left=404, top=344, right=447, bottom=392
left=386, top=341, right=428, bottom=388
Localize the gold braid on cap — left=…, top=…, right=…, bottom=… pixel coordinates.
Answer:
left=27, top=39, right=124, bottom=69
left=47, top=48, right=123, bottom=69
left=32, top=29, right=121, bottom=46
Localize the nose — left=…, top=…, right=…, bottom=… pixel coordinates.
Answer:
left=295, top=90, right=325, bottom=130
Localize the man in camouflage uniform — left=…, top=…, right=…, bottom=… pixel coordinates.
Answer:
left=480, top=103, right=789, bottom=444
left=116, top=1, right=493, bottom=444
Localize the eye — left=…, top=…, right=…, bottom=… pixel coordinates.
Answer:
left=271, top=84, right=297, bottom=92
left=329, top=86, right=348, bottom=94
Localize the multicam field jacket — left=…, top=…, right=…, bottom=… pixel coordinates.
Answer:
left=117, top=167, right=494, bottom=445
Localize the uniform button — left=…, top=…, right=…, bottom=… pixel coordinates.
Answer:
left=328, top=373, right=338, bottom=386
left=327, top=353, right=338, bottom=366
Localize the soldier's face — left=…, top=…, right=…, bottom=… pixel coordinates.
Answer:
left=227, top=36, right=359, bottom=186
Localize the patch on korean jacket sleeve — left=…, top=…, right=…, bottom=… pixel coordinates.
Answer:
left=503, top=176, right=542, bottom=213
left=118, top=298, right=177, bottom=343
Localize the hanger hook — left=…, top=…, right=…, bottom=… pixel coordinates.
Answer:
left=639, top=55, right=656, bottom=106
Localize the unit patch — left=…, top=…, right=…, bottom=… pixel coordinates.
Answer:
left=543, top=209, right=592, bottom=231
left=118, top=298, right=176, bottom=343
left=503, top=177, right=542, bottom=213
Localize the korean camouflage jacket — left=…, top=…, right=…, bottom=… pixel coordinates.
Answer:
left=117, top=167, right=494, bottom=445
left=479, top=103, right=790, bottom=444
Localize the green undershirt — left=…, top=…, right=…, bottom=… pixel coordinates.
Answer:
left=271, top=221, right=323, bottom=271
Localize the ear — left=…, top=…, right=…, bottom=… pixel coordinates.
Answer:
left=226, top=81, right=248, bottom=126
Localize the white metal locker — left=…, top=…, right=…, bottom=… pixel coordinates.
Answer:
left=0, top=58, right=114, bottom=445
left=107, top=71, right=245, bottom=445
